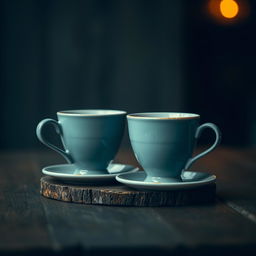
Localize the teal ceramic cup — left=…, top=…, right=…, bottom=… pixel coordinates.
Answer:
left=127, top=112, right=221, bottom=182
left=36, top=110, right=126, bottom=174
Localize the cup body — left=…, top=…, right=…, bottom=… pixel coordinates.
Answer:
left=127, top=113, right=200, bottom=182
left=58, top=110, right=126, bottom=173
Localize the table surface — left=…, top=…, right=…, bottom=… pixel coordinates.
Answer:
left=1, top=147, right=256, bottom=256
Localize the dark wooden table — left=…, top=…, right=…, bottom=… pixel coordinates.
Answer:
left=1, top=147, right=256, bottom=256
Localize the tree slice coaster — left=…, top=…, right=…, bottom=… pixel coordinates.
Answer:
left=40, top=176, right=216, bottom=207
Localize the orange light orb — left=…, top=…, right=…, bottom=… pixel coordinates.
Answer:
left=220, top=0, right=239, bottom=19
left=207, top=0, right=249, bottom=24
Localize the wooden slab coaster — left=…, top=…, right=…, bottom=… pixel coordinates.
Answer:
left=40, top=176, right=216, bottom=207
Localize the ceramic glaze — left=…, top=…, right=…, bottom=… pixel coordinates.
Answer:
left=42, top=163, right=139, bottom=184
left=116, top=171, right=216, bottom=191
left=37, top=109, right=126, bottom=174
left=127, top=112, right=221, bottom=181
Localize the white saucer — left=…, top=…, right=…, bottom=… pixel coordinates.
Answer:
left=116, top=171, right=216, bottom=191
left=42, top=163, right=139, bottom=184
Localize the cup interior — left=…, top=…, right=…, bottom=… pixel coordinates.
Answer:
left=127, top=112, right=199, bottom=119
left=58, top=109, right=126, bottom=116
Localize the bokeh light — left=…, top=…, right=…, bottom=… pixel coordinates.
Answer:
left=220, top=0, right=239, bottom=19
left=207, top=0, right=249, bottom=24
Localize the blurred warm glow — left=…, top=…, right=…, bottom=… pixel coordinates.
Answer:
left=220, top=0, right=239, bottom=18
left=207, top=0, right=249, bottom=24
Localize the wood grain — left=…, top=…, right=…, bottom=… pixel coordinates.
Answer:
left=40, top=176, right=216, bottom=206
left=0, top=152, right=53, bottom=252
left=190, top=147, right=256, bottom=223
left=1, top=148, right=256, bottom=256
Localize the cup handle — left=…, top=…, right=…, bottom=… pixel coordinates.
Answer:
left=36, top=118, right=73, bottom=164
left=184, top=123, right=221, bottom=171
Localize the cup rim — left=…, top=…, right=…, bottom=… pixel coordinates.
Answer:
left=127, top=112, right=200, bottom=120
left=57, top=109, right=127, bottom=116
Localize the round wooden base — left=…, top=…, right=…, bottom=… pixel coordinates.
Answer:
left=40, top=176, right=216, bottom=207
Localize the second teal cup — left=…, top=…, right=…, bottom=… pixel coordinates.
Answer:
left=127, top=112, right=221, bottom=182
left=36, top=109, right=126, bottom=174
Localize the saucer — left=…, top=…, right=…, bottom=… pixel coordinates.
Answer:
left=42, top=163, right=139, bottom=184
left=116, top=171, right=216, bottom=191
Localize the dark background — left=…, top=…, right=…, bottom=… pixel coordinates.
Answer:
left=0, top=0, right=255, bottom=150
